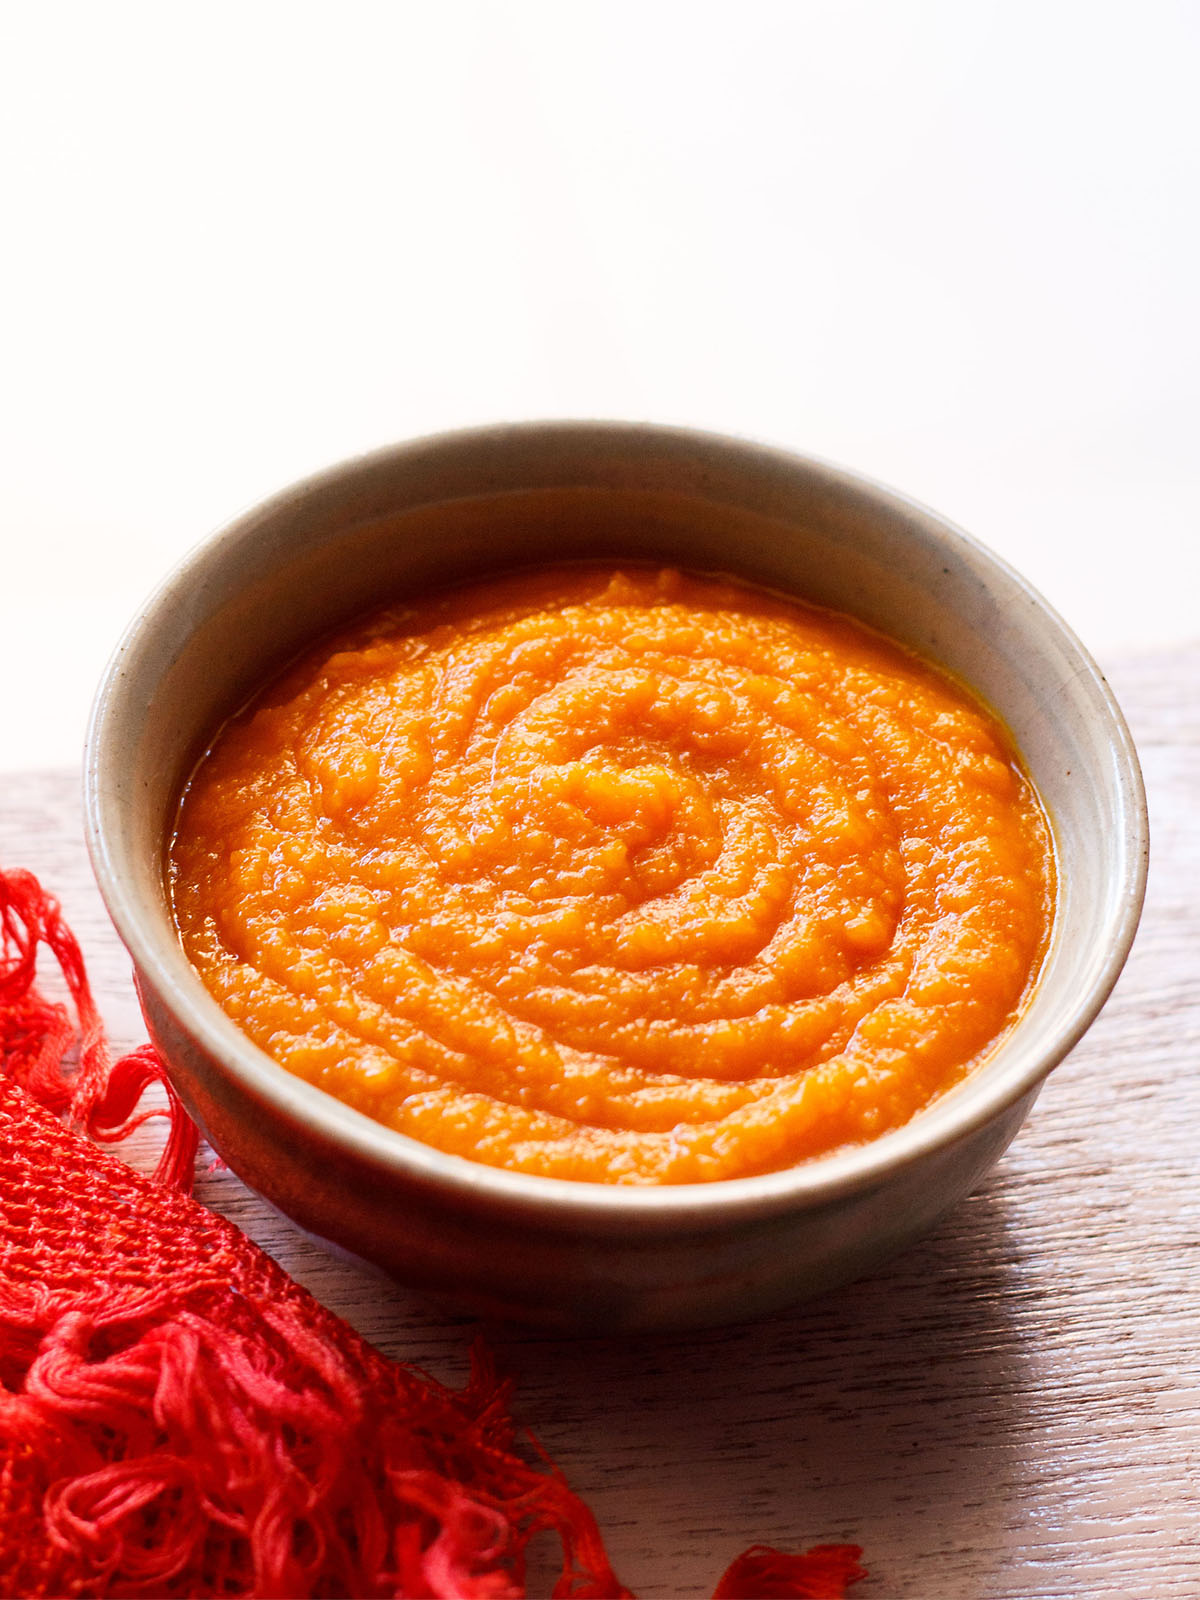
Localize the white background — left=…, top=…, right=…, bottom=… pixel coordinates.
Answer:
left=2, top=0, right=1197, bottom=772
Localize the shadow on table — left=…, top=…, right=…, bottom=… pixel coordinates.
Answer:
left=487, top=1176, right=1045, bottom=1598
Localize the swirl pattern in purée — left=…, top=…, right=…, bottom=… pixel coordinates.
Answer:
left=170, top=565, right=1053, bottom=1184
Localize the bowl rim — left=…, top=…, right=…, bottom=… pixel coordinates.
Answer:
left=83, top=418, right=1150, bottom=1224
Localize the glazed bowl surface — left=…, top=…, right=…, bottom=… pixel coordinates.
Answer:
left=84, top=422, right=1147, bottom=1331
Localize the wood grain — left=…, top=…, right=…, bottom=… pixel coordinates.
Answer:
left=3, top=645, right=1197, bottom=1599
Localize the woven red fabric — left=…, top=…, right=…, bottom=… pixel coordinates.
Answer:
left=0, top=1074, right=631, bottom=1598
left=0, top=865, right=866, bottom=1599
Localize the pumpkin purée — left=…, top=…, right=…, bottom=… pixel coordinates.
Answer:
left=170, top=566, right=1052, bottom=1184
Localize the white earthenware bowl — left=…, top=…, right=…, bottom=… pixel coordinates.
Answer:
left=83, top=422, right=1148, bottom=1331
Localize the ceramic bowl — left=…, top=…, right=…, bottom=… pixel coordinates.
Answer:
left=83, top=422, right=1148, bottom=1331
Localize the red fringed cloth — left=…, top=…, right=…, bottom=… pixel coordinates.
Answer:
left=0, top=866, right=866, bottom=1600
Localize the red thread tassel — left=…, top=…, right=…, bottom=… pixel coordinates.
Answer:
left=713, top=1544, right=868, bottom=1599
left=0, top=867, right=198, bottom=1188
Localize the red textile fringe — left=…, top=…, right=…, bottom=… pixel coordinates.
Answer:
left=713, top=1545, right=869, bottom=1599
left=0, top=865, right=866, bottom=1599
left=0, top=867, right=198, bottom=1189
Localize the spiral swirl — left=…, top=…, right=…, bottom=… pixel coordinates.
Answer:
left=171, top=566, right=1052, bottom=1183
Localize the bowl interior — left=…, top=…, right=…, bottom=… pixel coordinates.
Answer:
left=84, top=422, right=1147, bottom=1210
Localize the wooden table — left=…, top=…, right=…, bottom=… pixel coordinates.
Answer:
left=3, top=646, right=1197, bottom=1599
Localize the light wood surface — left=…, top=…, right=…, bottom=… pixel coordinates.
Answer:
left=3, top=646, right=1197, bottom=1599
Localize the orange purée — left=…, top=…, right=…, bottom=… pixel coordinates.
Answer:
left=170, top=566, right=1053, bottom=1184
